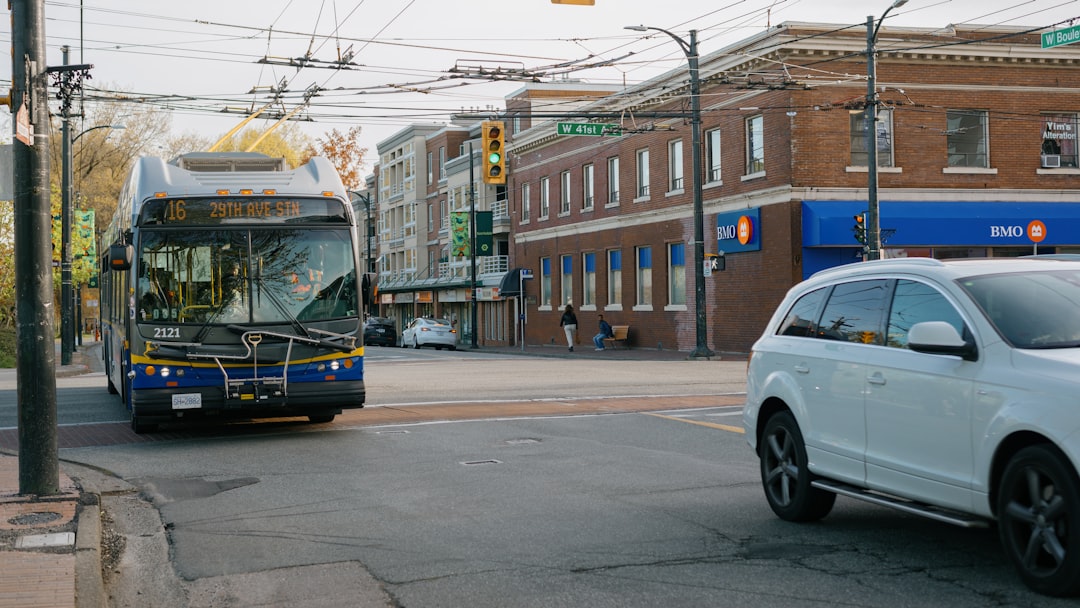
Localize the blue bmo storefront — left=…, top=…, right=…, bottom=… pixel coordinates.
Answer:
left=801, top=200, right=1080, bottom=278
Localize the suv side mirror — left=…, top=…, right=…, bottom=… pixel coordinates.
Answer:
left=908, top=321, right=978, bottom=361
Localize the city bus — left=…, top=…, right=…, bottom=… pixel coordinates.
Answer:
left=99, top=152, right=372, bottom=433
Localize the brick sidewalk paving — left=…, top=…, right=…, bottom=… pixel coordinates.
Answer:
left=0, top=455, right=81, bottom=608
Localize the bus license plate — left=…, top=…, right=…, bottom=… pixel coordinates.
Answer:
left=172, top=393, right=202, bottom=410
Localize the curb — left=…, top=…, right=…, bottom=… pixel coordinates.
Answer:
left=74, top=494, right=105, bottom=608
left=64, top=460, right=135, bottom=608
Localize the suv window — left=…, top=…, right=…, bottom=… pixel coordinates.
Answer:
left=778, top=286, right=828, bottom=337
left=817, top=279, right=889, bottom=344
left=886, top=279, right=966, bottom=349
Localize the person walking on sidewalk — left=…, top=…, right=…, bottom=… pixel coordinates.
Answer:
left=593, top=314, right=614, bottom=351
left=560, top=304, right=578, bottom=352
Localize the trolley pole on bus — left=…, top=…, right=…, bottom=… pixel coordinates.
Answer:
left=12, top=0, right=60, bottom=496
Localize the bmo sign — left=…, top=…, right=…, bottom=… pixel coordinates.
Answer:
left=716, top=208, right=761, bottom=254
left=989, top=220, right=1047, bottom=243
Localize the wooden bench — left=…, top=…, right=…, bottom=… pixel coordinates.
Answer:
left=603, top=325, right=630, bottom=350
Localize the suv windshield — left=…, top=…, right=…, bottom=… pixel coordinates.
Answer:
left=961, top=270, right=1080, bottom=348
left=137, top=227, right=358, bottom=325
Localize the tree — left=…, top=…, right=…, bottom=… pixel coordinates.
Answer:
left=212, top=123, right=314, bottom=169
left=48, top=96, right=174, bottom=232
left=0, top=200, right=14, bottom=329
left=313, top=126, right=368, bottom=190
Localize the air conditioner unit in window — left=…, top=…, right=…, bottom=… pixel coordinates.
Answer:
left=1042, top=154, right=1061, bottom=168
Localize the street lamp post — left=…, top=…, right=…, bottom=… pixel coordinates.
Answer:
left=350, top=191, right=375, bottom=273
left=625, top=25, right=712, bottom=358
left=61, top=121, right=124, bottom=365
left=866, top=0, right=907, bottom=261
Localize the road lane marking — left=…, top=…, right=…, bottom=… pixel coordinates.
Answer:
left=644, top=412, right=745, bottom=434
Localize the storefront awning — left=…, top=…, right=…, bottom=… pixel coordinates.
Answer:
left=803, top=200, right=1080, bottom=247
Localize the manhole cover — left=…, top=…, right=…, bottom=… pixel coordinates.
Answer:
left=8, top=511, right=62, bottom=526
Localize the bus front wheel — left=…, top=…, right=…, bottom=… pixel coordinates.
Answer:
left=130, top=410, right=158, bottom=434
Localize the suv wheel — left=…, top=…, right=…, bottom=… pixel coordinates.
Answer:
left=997, top=444, right=1080, bottom=596
left=760, top=411, right=836, bottom=522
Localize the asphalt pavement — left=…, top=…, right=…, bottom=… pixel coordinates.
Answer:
left=0, top=338, right=745, bottom=607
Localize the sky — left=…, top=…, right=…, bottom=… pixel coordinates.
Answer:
left=2, top=0, right=1078, bottom=171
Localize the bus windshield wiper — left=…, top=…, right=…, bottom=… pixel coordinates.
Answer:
left=253, top=276, right=313, bottom=340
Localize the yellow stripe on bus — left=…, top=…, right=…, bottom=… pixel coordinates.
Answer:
left=130, top=346, right=365, bottom=367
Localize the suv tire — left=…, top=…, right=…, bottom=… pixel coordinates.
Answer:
left=997, top=444, right=1080, bottom=597
left=760, top=411, right=836, bottom=522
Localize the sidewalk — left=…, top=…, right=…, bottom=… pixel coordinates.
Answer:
left=1, top=339, right=116, bottom=607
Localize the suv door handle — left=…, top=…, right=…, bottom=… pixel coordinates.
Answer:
left=794, top=364, right=809, bottom=374
left=868, top=373, right=886, bottom=386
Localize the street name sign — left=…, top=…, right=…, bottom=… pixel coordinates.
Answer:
left=1042, top=25, right=1080, bottom=49
left=556, top=122, right=622, bottom=137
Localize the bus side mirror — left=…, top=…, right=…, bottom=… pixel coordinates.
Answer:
left=109, top=243, right=134, bottom=271
left=361, top=273, right=378, bottom=308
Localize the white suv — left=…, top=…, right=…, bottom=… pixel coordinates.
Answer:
left=743, top=257, right=1080, bottom=596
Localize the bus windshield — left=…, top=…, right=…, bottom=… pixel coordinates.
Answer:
left=137, top=227, right=359, bottom=325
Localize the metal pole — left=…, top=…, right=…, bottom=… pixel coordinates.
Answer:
left=468, top=141, right=479, bottom=349
left=61, top=45, right=74, bottom=364
left=76, top=283, right=83, bottom=346
left=865, top=1, right=907, bottom=261
left=626, top=25, right=712, bottom=358
left=13, top=0, right=61, bottom=496
left=865, top=16, right=882, bottom=261
left=686, top=30, right=712, bottom=359
left=364, top=194, right=374, bottom=273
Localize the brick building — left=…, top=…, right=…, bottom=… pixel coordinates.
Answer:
left=505, top=22, right=1080, bottom=354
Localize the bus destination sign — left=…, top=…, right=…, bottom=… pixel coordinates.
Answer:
left=140, top=197, right=348, bottom=225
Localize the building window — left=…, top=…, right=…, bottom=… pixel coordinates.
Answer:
left=1041, top=113, right=1079, bottom=168
left=668, top=139, right=684, bottom=192
left=438, top=146, right=446, bottom=180
left=636, top=246, right=652, bottom=306
left=540, top=177, right=550, bottom=218
left=582, top=164, right=594, bottom=210
left=440, top=199, right=447, bottom=229
left=561, top=254, right=573, bottom=306
left=607, top=156, right=620, bottom=205
left=582, top=252, right=596, bottom=307
left=668, top=242, right=686, bottom=306
left=540, top=257, right=552, bottom=308
left=746, top=115, right=764, bottom=175
left=849, top=108, right=893, bottom=167
left=607, top=249, right=622, bottom=306
left=427, top=151, right=433, bottom=185
left=636, top=148, right=650, bottom=198
left=427, top=203, right=433, bottom=230
left=947, top=110, right=988, bottom=168
left=520, top=183, right=530, bottom=222
left=706, top=128, right=721, bottom=183
left=560, top=170, right=571, bottom=214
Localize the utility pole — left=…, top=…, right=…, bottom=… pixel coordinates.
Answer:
left=60, top=46, right=73, bottom=365
left=12, top=0, right=60, bottom=496
left=52, top=47, right=92, bottom=363
left=468, top=141, right=479, bottom=349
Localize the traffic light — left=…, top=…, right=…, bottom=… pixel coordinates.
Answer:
left=481, top=120, right=506, bottom=185
left=852, top=214, right=867, bottom=245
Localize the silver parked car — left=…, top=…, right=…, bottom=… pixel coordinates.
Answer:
left=401, top=317, right=457, bottom=350
left=744, top=257, right=1080, bottom=596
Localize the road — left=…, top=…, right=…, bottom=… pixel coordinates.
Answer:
left=0, top=346, right=1068, bottom=607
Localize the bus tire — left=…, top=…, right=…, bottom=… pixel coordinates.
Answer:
left=130, top=412, right=158, bottom=434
